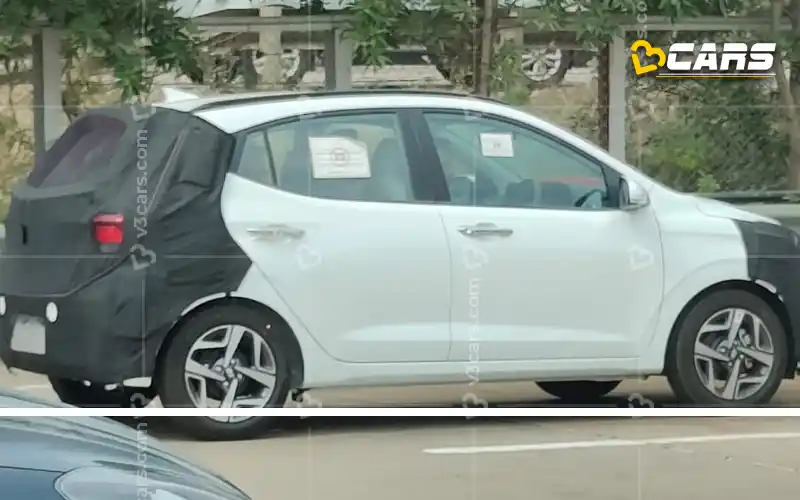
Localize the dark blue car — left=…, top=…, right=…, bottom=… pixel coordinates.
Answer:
left=0, top=389, right=250, bottom=500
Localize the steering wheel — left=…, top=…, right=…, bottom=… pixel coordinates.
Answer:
left=573, top=188, right=605, bottom=208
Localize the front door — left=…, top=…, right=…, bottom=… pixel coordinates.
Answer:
left=222, top=110, right=452, bottom=363
left=418, top=110, right=664, bottom=362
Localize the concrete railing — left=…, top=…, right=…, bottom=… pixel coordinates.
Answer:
left=704, top=191, right=800, bottom=232
left=737, top=204, right=800, bottom=231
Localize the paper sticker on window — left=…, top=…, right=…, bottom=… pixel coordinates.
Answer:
left=309, top=136, right=372, bottom=179
left=480, top=132, right=514, bottom=157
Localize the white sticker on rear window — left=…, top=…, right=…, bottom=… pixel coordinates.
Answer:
left=480, top=132, right=514, bottom=157
left=309, top=136, right=372, bottom=179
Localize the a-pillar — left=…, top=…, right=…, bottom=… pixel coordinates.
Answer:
left=324, top=29, right=352, bottom=90
left=31, top=27, right=69, bottom=156
left=607, top=33, right=627, bottom=162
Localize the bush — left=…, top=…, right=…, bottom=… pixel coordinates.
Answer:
left=634, top=79, right=787, bottom=193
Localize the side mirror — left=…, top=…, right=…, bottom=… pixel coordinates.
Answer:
left=620, top=178, right=650, bottom=210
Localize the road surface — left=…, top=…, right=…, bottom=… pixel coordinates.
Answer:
left=2, top=371, right=800, bottom=500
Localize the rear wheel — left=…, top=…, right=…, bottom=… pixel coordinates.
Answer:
left=520, top=46, right=573, bottom=86
left=430, top=45, right=573, bottom=88
left=49, top=378, right=155, bottom=408
left=156, top=305, right=291, bottom=441
left=536, top=380, right=621, bottom=402
left=666, top=290, right=787, bottom=405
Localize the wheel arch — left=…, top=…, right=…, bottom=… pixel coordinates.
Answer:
left=154, top=296, right=306, bottom=389
left=664, top=279, right=796, bottom=378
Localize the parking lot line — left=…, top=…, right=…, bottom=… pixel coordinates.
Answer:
left=423, top=432, right=800, bottom=455
left=13, top=384, right=50, bottom=391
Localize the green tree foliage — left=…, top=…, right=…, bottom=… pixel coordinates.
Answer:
left=638, top=77, right=787, bottom=192
left=628, top=26, right=787, bottom=192
left=346, top=0, right=795, bottom=191
left=0, top=0, right=202, bottom=100
left=0, top=0, right=204, bottom=215
left=347, top=0, right=518, bottom=94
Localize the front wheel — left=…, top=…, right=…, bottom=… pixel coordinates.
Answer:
left=156, top=305, right=292, bottom=441
left=666, top=290, right=787, bottom=405
left=536, top=380, right=621, bottom=402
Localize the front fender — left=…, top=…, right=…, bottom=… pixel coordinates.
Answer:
left=639, top=256, right=750, bottom=374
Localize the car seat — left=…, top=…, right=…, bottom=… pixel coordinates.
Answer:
left=363, top=138, right=411, bottom=202
left=503, top=179, right=536, bottom=207
left=540, top=181, right=575, bottom=208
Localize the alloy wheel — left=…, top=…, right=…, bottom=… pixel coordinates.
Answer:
left=521, top=46, right=563, bottom=82
left=184, top=325, right=277, bottom=422
left=693, top=307, right=775, bottom=401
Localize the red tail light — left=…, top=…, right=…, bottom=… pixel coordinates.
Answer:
left=93, top=214, right=124, bottom=245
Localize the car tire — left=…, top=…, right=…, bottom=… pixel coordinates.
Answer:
left=665, top=289, right=788, bottom=406
left=536, top=380, right=621, bottom=402
left=430, top=47, right=572, bottom=89
left=49, top=378, right=155, bottom=408
left=156, top=304, right=292, bottom=441
left=571, top=50, right=595, bottom=68
left=521, top=47, right=573, bottom=88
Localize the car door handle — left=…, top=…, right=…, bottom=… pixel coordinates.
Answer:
left=246, top=224, right=305, bottom=239
left=457, top=223, right=513, bottom=237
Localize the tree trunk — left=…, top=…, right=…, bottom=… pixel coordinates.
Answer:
left=596, top=43, right=610, bottom=149
left=475, top=0, right=495, bottom=96
left=774, top=0, right=800, bottom=187
left=789, top=59, right=800, bottom=188
left=239, top=49, right=258, bottom=90
left=790, top=0, right=800, bottom=187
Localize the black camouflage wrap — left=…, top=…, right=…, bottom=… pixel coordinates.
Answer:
left=0, top=106, right=250, bottom=383
left=734, top=219, right=800, bottom=365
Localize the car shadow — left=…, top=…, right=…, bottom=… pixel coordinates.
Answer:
left=118, top=392, right=681, bottom=441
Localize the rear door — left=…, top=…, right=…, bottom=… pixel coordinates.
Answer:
left=221, top=109, right=453, bottom=363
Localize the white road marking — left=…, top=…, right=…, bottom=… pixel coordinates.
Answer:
left=0, top=407, right=800, bottom=417
left=423, top=432, right=800, bottom=455
left=13, top=383, right=51, bottom=391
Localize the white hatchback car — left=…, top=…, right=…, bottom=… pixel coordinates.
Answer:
left=0, top=90, right=797, bottom=440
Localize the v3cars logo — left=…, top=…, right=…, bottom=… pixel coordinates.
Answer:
left=631, top=40, right=776, bottom=78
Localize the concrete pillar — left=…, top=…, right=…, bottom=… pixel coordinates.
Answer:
left=498, top=25, right=524, bottom=46
left=324, top=29, right=352, bottom=90
left=31, top=28, right=69, bottom=156
left=258, top=7, right=283, bottom=86
left=608, top=33, right=627, bottom=162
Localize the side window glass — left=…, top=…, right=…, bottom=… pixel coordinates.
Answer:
left=235, top=130, right=275, bottom=186
left=238, top=112, right=415, bottom=203
left=423, top=112, right=609, bottom=209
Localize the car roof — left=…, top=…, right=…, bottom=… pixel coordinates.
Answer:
left=157, top=90, right=299, bottom=113
left=168, top=90, right=519, bottom=134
